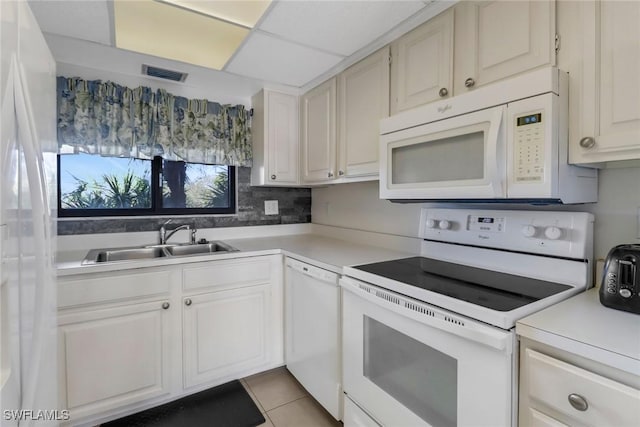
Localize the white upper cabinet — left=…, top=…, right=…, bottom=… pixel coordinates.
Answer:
left=338, top=46, right=390, bottom=177
left=568, top=0, right=640, bottom=166
left=281, top=1, right=566, bottom=185
left=391, top=8, right=454, bottom=114
left=389, top=1, right=555, bottom=113
left=251, top=90, right=299, bottom=186
left=301, top=77, right=337, bottom=183
left=454, top=0, right=556, bottom=94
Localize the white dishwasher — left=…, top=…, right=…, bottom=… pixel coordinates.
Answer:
left=285, top=257, right=341, bottom=420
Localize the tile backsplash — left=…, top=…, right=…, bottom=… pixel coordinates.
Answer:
left=57, top=167, right=311, bottom=235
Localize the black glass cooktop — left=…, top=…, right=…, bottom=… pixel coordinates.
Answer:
left=354, top=257, right=571, bottom=312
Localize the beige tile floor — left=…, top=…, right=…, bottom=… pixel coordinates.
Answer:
left=242, top=367, right=341, bottom=427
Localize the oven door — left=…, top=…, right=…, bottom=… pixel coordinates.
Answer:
left=380, top=105, right=506, bottom=200
left=341, top=277, right=515, bottom=427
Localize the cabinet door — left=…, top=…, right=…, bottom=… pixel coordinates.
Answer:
left=454, top=1, right=555, bottom=94
left=58, top=300, right=172, bottom=419
left=338, top=47, right=390, bottom=178
left=527, top=408, right=569, bottom=427
left=570, top=0, right=640, bottom=164
left=524, top=349, right=640, bottom=427
left=301, top=78, right=337, bottom=183
left=390, top=8, right=453, bottom=113
left=267, top=91, right=299, bottom=184
left=183, top=285, right=272, bottom=389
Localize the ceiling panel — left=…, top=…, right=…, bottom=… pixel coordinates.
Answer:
left=157, top=0, right=272, bottom=28
left=114, top=0, right=249, bottom=70
left=28, top=0, right=112, bottom=45
left=225, top=32, right=343, bottom=87
left=258, top=0, right=426, bottom=56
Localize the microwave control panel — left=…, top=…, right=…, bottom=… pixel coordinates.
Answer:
left=514, top=112, right=544, bottom=182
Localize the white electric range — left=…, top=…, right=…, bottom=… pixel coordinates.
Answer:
left=340, top=208, right=594, bottom=427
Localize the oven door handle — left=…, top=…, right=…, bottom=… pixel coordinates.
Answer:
left=341, top=277, right=512, bottom=353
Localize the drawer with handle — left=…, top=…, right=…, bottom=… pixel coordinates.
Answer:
left=525, top=349, right=640, bottom=426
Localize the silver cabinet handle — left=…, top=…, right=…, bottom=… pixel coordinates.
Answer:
left=568, top=393, right=588, bottom=411
left=185, top=298, right=192, bottom=306
left=464, top=78, right=476, bottom=88
left=270, top=174, right=276, bottom=180
left=162, top=302, right=170, bottom=310
left=439, top=87, right=448, bottom=97
left=327, top=172, right=334, bottom=178
left=579, top=136, right=595, bottom=149
left=338, top=170, right=344, bottom=176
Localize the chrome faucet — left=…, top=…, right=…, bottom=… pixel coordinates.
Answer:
left=159, top=220, right=197, bottom=245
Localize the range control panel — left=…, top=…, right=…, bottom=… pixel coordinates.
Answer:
left=514, top=112, right=545, bottom=183
left=420, top=208, right=594, bottom=260
left=467, top=215, right=505, bottom=233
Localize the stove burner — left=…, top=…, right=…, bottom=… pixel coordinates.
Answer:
left=354, top=257, right=571, bottom=312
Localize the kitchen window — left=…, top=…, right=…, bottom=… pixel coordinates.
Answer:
left=57, top=153, right=236, bottom=217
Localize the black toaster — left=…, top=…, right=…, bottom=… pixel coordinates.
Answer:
left=599, top=244, right=640, bottom=314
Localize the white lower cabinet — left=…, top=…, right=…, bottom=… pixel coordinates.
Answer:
left=519, top=342, right=640, bottom=427
left=527, top=408, right=568, bottom=427
left=58, top=300, right=173, bottom=420
left=183, top=284, right=273, bottom=388
left=57, top=255, right=283, bottom=425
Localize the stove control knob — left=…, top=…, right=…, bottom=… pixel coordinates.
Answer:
left=438, top=220, right=451, bottom=230
left=425, top=219, right=438, bottom=229
left=544, top=226, right=563, bottom=240
left=522, top=225, right=537, bottom=238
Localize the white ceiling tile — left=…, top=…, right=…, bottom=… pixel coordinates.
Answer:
left=258, top=1, right=426, bottom=56
left=225, top=32, right=343, bottom=87
left=28, top=0, right=112, bottom=46
left=158, top=0, right=272, bottom=28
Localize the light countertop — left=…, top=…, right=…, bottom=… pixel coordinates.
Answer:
left=57, top=233, right=414, bottom=277
left=516, top=288, right=640, bottom=375
left=227, top=234, right=414, bottom=272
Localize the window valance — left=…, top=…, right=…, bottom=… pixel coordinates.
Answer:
left=56, top=77, right=252, bottom=167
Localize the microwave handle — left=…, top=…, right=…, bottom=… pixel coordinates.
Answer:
left=486, top=107, right=506, bottom=197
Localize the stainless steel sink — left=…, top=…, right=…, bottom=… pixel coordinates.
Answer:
left=167, top=241, right=238, bottom=257
left=81, top=241, right=238, bottom=265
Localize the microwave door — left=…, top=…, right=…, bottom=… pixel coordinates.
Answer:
left=380, top=106, right=507, bottom=200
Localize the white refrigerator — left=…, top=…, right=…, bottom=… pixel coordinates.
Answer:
left=1, top=1, right=58, bottom=426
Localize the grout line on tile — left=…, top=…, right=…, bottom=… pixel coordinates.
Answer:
left=263, top=411, right=276, bottom=427
left=264, top=395, right=309, bottom=413
left=241, top=378, right=267, bottom=414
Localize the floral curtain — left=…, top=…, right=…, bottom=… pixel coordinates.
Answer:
left=57, top=77, right=252, bottom=167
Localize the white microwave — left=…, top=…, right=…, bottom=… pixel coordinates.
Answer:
left=380, top=68, right=597, bottom=204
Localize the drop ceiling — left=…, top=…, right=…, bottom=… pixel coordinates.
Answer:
left=29, top=0, right=449, bottom=90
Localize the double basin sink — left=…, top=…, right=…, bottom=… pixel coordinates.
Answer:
left=82, top=241, right=239, bottom=265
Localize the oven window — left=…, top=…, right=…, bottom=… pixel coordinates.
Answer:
left=391, top=130, right=485, bottom=184
left=363, top=316, right=457, bottom=427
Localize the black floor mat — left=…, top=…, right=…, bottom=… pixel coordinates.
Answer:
left=102, top=380, right=265, bottom=427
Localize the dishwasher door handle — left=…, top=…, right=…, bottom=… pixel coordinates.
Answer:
left=286, top=259, right=339, bottom=284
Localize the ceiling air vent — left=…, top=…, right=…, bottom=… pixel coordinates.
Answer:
left=142, top=64, right=188, bottom=82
